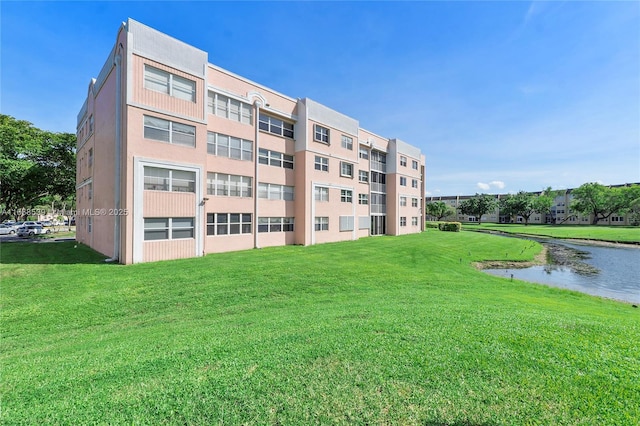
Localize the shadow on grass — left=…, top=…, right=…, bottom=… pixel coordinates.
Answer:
left=0, top=240, right=110, bottom=265
left=424, top=422, right=498, bottom=426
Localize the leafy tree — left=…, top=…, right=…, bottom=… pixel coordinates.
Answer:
left=425, top=201, right=456, bottom=221
left=0, top=114, right=76, bottom=221
left=532, top=187, right=556, bottom=223
left=457, top=194, right=498, bottom=224
left=620, top=185, right=640, bottom=226
left=570, top=183, right=629, bottom=225
left=499, top=191, right=536, bottom=225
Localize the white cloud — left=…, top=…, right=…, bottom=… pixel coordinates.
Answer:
left=477, top=181, right=506, bottom=192
left=477, top=182, right=491, bottom=190
left=490, top=180, right=505, bottom=189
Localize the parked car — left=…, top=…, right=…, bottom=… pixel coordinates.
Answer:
left=40, top=220, right=53, bottom=227
left=0, top=224, right=17, bottom=235
left=17, top=225, right=50, bottom=237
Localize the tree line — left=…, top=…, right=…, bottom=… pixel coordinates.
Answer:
left=426, top=184, right=640, bottom=225
left=0, top=114, right=77, bottom=222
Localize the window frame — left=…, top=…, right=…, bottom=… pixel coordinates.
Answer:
left=258, top=217, right=294, bottom=233
left=143, top=115, right=196, bottom=147
left=144, top=167, right=196, bottom=193
left=258, top=148, right=294, bottom=169
left=314, top=216, right=329, bottom=231
left=207, top=172, right=253, bottom=198
left=144, top=65, right=196, bottom=102
left=340, top=162, right=354, bottom=178
left=358, top=193, right=369, bottom=205
left=206, top=213, right=252, bottom=236
left=207, top=132, right=253, bottom=161
left=341, top=189, right=353, bottom=203
left=341, top=135, right=353, bottom=150
left=314, top=186, right=329, bottom=202
left=144, top=217, right=195, bottom=241
left=314, top=155, right=329, bottom=172
left=258, top=183, right=295, bottom=201
left=208, top=91, right=253, bottom=125
left=258, top=113, right=294, bottom=138
left=314, top=124, right=330, bottom=144
left=358, top=170, right=369, bottom=183
left=400, top=156, right=407, bottom=167
left=400, top=176, right=407, bottom=186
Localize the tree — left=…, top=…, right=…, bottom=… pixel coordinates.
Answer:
left=570, top=183, right=629, bottom=225
left=458, top=194, right=498, bottom=224
left=532, top=187, right=556, bottom=223
left=0, top=114, right=76, bottom=221
left=499, top=191, right=536, bottom=225
left=425, top=201, right=456, bottom=221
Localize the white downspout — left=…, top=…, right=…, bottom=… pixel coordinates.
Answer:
left=253, top=100, right=261, bottom=249
left=107, top=46, right=123, bottom=262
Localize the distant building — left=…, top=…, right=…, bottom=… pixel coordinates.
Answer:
left=426, top=183, right=639, bottom=225
left=76, top=19, right=426, bottom=264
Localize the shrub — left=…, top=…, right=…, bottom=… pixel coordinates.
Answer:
left=425, top=222, right=440, bottom=229
left=438, top=222, right=461, bottom=232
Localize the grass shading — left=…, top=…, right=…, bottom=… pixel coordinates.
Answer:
left=467, top=223, right=640, bottom=244
left=1, top=230, right=638, bottom=424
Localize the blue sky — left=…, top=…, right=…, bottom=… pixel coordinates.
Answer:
left=1, top=1, right=638, bottom=196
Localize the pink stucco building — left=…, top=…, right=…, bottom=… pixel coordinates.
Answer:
left=76, top=19, right=426, bottom=264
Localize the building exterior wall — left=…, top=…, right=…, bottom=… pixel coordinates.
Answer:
left=77, top=19, right=426, bottom=264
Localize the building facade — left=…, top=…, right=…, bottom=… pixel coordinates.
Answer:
left=76, top=19, right=426, bottom=264
left=427, top=183, right=638, bottom=225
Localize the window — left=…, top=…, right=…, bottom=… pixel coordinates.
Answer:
left=258, top=114, right=294, bottom=138
left=207, top=132, right=253, bottom=161
left=314, top=155, right=329, bottom=172
left=400, top=156, right=407, bottom=167
left=87, top=217, right=92, bottom=233
left=89, top=115, right=94, bottom=134
left=412, top=198, right=419, bottom=207
left=340, top=162, right=354, bottom=178
left=314, top=186, right=329, bottom=202
left=258, top=149, right=294, bottom=169
left=144, top=65, right=195, bottom=102
left=412, top=217, right=419, bottom=226
left=314, top=124, right=329, bottom=144
left=88, top=148, right=93, bottom=167
left=144, top=217, right=194, bottom=241
left=258, top=217, right=294, bottom=233
left=358, top=170, right=369, bottom=183
left=315, top=217, right=329, bottom=231
left=207, top=213, right=252, bottom=236
left=400, top=217, right=407, bottom=227
left=400, top=196, right=407, bottom=207
left=359, top=146, right=369, bottom=160
left=341, top=135, right=353, bottom=150
left=88, top=183, right=93, bottom=200
left=339, top=216, right=354, bottom=232
left=341, top=190, right=353, bottom=203
left=143, top=116, right=195, bottom=147
left=208, top=92, right=253, bottom=124
left=258, top=183, right=294, bottom=201
left=144, top=167, right=196, bottom=193
left=412, top=179, right=419, bottom=188
left=400, top=177, right=407, bottom=186
left=412, top=160, right=419, bottom=170
left=358, top=194, right=369, bottom=205
left=207, top=173, right=252, bottom=197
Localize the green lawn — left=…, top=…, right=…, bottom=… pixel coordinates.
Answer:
left=1, top=231, right=638, bottom=424
left=466, top=223, right=640, bottom=243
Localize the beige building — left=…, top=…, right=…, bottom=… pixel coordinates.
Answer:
left=427, top=183, right=638, bottom=225
left=76, top=19, right=426, bottom=264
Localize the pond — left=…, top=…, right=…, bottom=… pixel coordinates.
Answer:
left=484, top=238, right=640, bottom=304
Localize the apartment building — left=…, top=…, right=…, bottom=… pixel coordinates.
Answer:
left=76, top=19, right=426, bottom=264
left=427, top=183, right=638, bottom=225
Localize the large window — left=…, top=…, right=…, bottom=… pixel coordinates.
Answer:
left=258, top=149, right=294, bottom=169
left=359, top=146, right=369, bottom=160
left=314, top=186, right=329, bottom=202
left=144, top=65, right=196, bottom=102
left=400, top=156, right=407, bottom=167
left=412, top=179, right=419, bottom=188
left=259, top=114, right=294, bottom=138
left=258, top=217, right=294, bottom=233
left=358, top=194, right=369, bottom=205
left=315, top=217, right=329, bottom=231
left=400, top=177, right=407, bottom=186
left=412, top=160, right=419, bottom=170
left=412, top=217, right=419, bottom=226
left=314, top=155, right=329, bottom=172
left=144, top=217, right=194, bottom=241
left=207, top=132, right=253, bottom=161
left=207, top=213, right=252, bottom=236
left=341, top=135, right=353, bottom=150
left=314, top=124, right=329, bottom=144
left=400, top=196, right=407, bottom=207
left=412, top=198, right=419, bottom=207
left=340, top=162, right=354, bottom=178
left=258, top=183, right=294, bottom=201
left=208, top=92, right=253, bottom=124
left=358, top=170, right=369, bottom=183
left=341, top=190, right=353, bottom=203
left=400, top=217, right=407, bottom=227
left=144, top=116, right=195, bottom=147
left=207, top=173, right=252, bottom=197
left=144, top=167, right=196, bottom=193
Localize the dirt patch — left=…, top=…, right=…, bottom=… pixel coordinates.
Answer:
left=474, top=246, right=548, bottom=270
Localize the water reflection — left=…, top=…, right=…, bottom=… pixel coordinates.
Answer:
left=484, top=239, right=640, bottom=304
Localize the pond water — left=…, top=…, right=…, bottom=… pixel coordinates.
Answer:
left=484, top=238, right=640, bottom=304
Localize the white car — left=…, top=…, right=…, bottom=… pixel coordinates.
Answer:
left=16, top=225, right=50, bottom=237
left=0, top=224, right=17, bottom=235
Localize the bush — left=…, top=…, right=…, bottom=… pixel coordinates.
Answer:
left=438, top=222, right=461, bottom=232
left=425, top=222, right=440, bottom=229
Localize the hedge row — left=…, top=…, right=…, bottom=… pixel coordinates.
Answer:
left=438, top=222, right=461, bottom=232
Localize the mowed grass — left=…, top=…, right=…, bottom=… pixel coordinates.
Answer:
left=469, top=223, right=640, bottom=243
left=1, top=231, right=639, bottom=425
